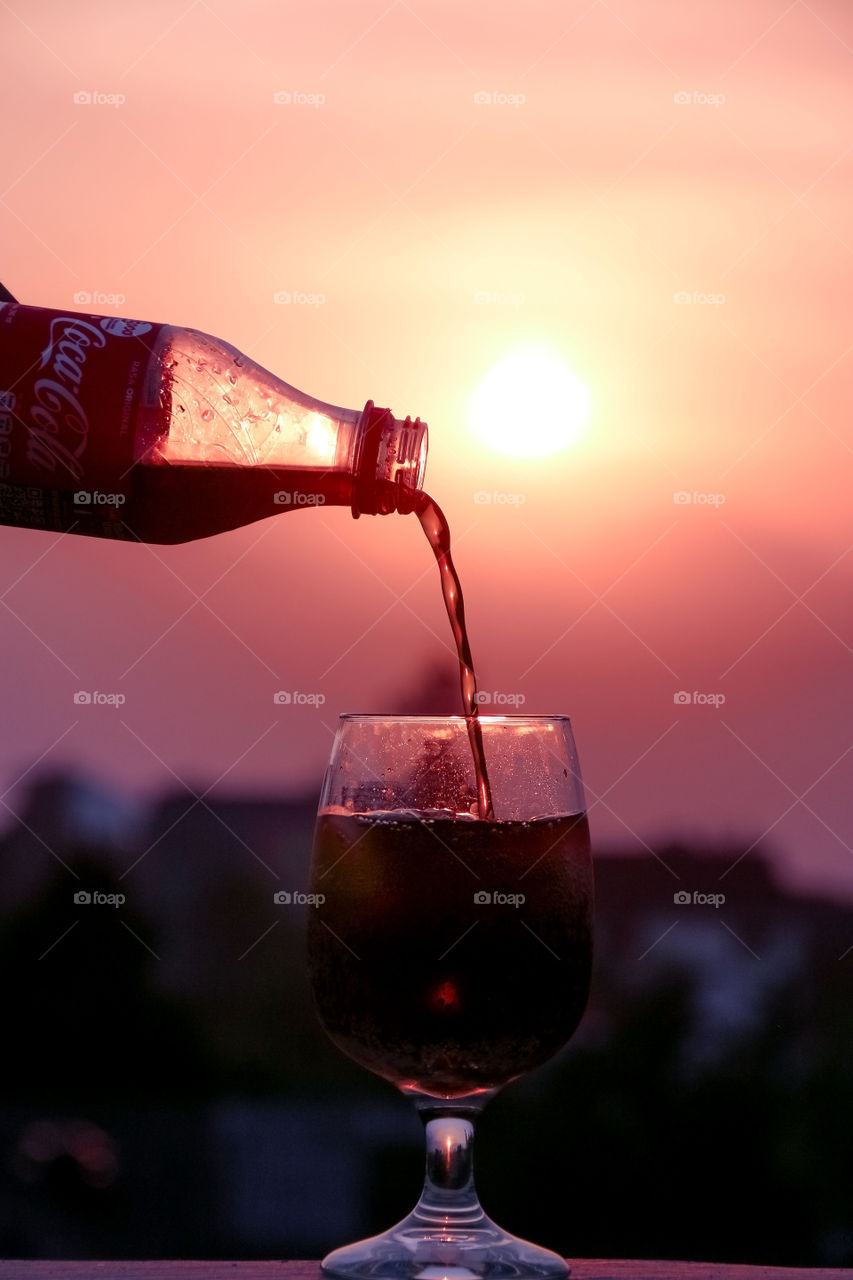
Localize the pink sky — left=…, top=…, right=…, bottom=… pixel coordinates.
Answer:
left=1, top=0, right=852, bottom=896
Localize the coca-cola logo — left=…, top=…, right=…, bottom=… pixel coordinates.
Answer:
left=27, top=316, right=107, bottom=480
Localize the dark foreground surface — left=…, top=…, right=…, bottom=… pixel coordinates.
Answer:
left=0, top=1260, right=849, bottom=1280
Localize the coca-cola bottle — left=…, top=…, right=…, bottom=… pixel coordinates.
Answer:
left=0, top=297, right=427, bottom=542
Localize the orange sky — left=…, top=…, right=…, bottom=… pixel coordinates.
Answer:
left=1, top=0, right=852, bottom=896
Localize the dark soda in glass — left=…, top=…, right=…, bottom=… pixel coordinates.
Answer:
left=308, top=810, right=592, bottom=1099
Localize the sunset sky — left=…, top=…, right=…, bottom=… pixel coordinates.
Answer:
left=1, top=0, right=851, bottom=896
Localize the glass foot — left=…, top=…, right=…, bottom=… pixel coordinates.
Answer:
left=320, top=1207, right=569, bottom=1280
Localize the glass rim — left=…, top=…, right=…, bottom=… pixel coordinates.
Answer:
left=337, top=713, right=573, bottom=723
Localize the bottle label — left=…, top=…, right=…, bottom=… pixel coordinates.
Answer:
left=0, top=302, right=164, bottom=535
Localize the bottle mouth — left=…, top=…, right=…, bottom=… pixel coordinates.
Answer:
left=352, top=400, right=428, bottom=517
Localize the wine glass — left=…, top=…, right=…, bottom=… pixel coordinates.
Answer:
left=307, top=714, right=593, bottom=1280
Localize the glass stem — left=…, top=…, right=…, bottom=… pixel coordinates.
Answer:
left=413, top=1115, right=485, bottom=1229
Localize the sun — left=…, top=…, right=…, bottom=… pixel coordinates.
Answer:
left=468, top=350, right=590, bottom=458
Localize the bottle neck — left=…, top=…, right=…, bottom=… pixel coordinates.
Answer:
left=136, top=328, right=427, bottom=517
left=351, top=401, right=428, bottom=518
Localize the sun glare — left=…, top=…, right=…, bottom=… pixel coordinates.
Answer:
left=468, top=350, right=590, bottom=458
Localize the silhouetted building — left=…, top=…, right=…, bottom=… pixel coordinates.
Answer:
left=1, top=771, right=852, bottom=1265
